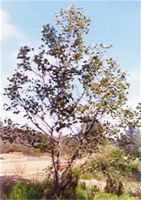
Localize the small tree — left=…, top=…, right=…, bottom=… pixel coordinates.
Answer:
left=4, top=6, right=129, bottom=196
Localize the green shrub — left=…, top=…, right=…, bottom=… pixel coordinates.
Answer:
left=75, top=185, right=137, bottom=200
left=110, top=148, right=124, bottom=161
left=94, top=192, right=137, bottom=200
left=75, top=184, right=99, bottom=200
left=9, top=182, right=27, bottom=200
left=75, top=185, right=88, bottom=200
left=127, top=158, right=140, bottom=172
left=72, top=167, right=82, bottom=178
left=8, top=181, right=44, bottom=200
left=86, top=145, right=139, bottom=179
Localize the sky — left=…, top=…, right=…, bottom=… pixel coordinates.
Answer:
left=0, top=0, right=141, bottom=123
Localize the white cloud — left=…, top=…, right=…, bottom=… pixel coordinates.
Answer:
left=0, top=9, right=24, bottom=41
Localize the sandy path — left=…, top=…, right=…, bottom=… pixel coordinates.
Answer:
left=0, top=153, right=51, bottom=181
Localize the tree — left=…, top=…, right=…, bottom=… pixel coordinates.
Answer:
left=4, top=6, right=129, bottom=196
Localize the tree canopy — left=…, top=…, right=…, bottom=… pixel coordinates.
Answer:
left=4, top=6, right=129, bottom=137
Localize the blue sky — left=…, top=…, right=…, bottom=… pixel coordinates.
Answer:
left=0, top=0, right=141, bottom=120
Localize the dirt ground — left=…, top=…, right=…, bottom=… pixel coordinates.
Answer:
left=0, top=152, right=51, bottom=181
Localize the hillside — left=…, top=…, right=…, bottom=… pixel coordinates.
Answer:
left=0, top=126, right=50, bottom=154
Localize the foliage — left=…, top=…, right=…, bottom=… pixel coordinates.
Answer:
left=120, top=103, right=141, bottom=129
left=84, top=145, right=139, bottom=178
left=75, top=185, right=88, bottom=200
left=36, top=138, right=48, bottom=152
left=75, top=185, right=136, bottom=200
left=8, top=181, right=44, bottom=200
left=94, top=192, right=137, bottom=200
